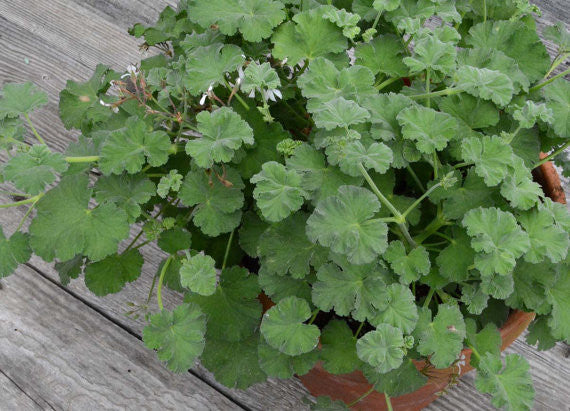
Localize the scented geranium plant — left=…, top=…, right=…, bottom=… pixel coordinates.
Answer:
left=1, top=0, right=570, bottom=409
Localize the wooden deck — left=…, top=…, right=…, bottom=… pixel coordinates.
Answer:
left=0, top=1, right=568, bottom=409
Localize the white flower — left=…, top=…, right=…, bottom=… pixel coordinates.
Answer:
left=199, top=83, right=214, bottom=105
left=99, top=99, right=119, bottom=113
left=121, top=64, right=140, bottom=78
left=456, top=353, right=467, bottom=374
left=263, top=88, right=282, bottom=102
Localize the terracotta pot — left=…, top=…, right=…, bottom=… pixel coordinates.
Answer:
left=298, top=160, right=566, bottom=410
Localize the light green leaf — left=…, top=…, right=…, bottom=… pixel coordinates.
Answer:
left=326, top=140, right=393, bottom=177
left=320, top=320, right=362, bottom=375
left=519, top=208, right=569, bottom=264
left=180, top=254, right=217, bottom=296
left=258, top=213, right=328, bottom=279
left=355, top=34, right=409, bottom=78
left=0, top=229, right=31, bottom=278
left=543, top=79, right=570, bottom=138
left=84, top=250, right=144, bottom=296
left=462, top=207, right=530, bottom=276
left=0, top=82, right=48, bottom=118
left=312, top=261, right=389, bottom=322
left=186, top=107, right=254, bottom=168
left=258, top=340, right=319, bottom=379
left=251, top=161, right=309, bottom=222
left=29, top=175, right=129, bottom=262
left=481, top=273, right=514, bottom=299
left=157, top=227, right=192, bottom=254
left=546, top=268, right=570, bottom=341
left=99, top=117, right=171, bottom=175
left=435, top=228, right=476, bottom=281
left=2, top=145, right=68, bottom=195
left=143, top=303, right=207, bottom=373
left=373, top=0, right=401, bottom=12
left=475, top=353, right=534, bottom=411
left=184, top=44, right=245, bottom=95
left=356, top=324, right=406, bottom=374
left=369, top=283, right=418, bottom=334
left=187, top=267, right=261, bottom=342
left=306, top=185, right=389, bottom=264
left=157, top=170, right=183, bottom=198
left=260, top=296, right=320, bottom=356
left=506, top=261, right=555, bottom=314
left=465, top=321, right=501, bottom=368
left=513, top=101, right=554, bottom=129
left=461, top=135, right=514, bottom=186
left=403, top=35, right=457, bottom=75
left=0, top=117, right=26, bottom=150
left=178, top=167, right=244, bottom=236
left=500, top=159, right=542, bottom=211
left=416, top=304, right=466, bottom=368
left=188, top=0, right=285, bottom=42
left=439, top=94, right=500, bottom=130
left=271, top=8, right=347, bottom=65
left=312, top=97, right=370, bottom=131
left=526, top=316, right=557, bottom=351
left=461, top=283, right=489, bottom=315
left=258, top=269, right=312, bottom=303
left=94, top=174, right=156, bottom=223
left=362, top=359, right=427, bottom=397
left=397, top=106, right=457, bottom=153
left=322, top=6, right=361, bottom=39
left=383, top=241, right=431, bottom=284
left=455, top=66, right=514, bottom=106
left=544, top=21, right=570, bottom=53
left=241, top=62, right=281, bottom=95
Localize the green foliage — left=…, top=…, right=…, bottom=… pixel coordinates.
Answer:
left=2, top=1, right=569, bottom=405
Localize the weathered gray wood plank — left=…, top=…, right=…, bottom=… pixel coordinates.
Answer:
left=0, top=371, right=46, bottom=411
left=0, top=265, right=243, bottom=410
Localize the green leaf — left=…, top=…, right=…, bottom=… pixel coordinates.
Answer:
left=306, top=185, right=389, bottom=264
left=326, top=140, right=393, bottom=177
left=403, top=35, right=457, bottom=75
left=186, top=107, right=254, bottom=168
left=184, top=44, right=245, bottom=95
left=310, top=396, right=349, bottom=411
left=241, top=62, right=281, bottom=96
left=157, top=169, right=183, bottom=198
left=143, top=303, right=207, bottom=373
left=383, top=241, right=430, bottom=284
left=373, top=0, right=401, bottom=12
left=0, top=117, right=26, bottom=151
left=312, top=97, right=370, bottom=131
left=513, top=101, right=553, bottom=129
left=362, top=359, right=427, bottom=397
left=506, top=261, right=554, bottom=314
left=94, top=174, right=155, bottom=223
left=29, top=175, right=129, bottom=262
left=99, top=117, right=171, bottom=175
left=475, top=353, right=534, bottom=411
left=201, top=333, right=266, bottom=389
left=258, top=213, right=327, bottom=279
left=416, top=304, right=466, bottom=368
left=84, top=250, right=144, bottom=296
left=369, top=283, right=419, bottom=334
left=258, top=340, right=319, bottom=379
left=251, top=161, right=309, bottom=222
left=466, top=20, right=549, bottom=82
left=187, top=266, right=261, bottom=342
left=462, top=207, right=530, bottom=276
left=499, top=159, right=543, bottom=211
left=189, top=0, right=285, bottom=42
left=320, top=320, right=362, bottom=375
left=546, top=269, right=570, bottom=342
left=543, top=79, right=570, bottom=138
left=59, top=64, right=114, bottom=129
left=2, top=145, right=68, bottom=195
left=0, top=82, right=48, bottom=118
left=465, top=321, right=501, bottom=368
left=0, top=229, right=31, bottom=278
left=438, top=94, right=500, bottom=129
left=54, top=255, right=84, bottom=286
left=526, top=316, right=557, bottom=351
left=261, top=296, right=320, bottom=356
left=258, top=269, right=312, bottom=303
left=356, top=324, right=406, bottom=374
left=519, top=207, right=569, bottom=264
left=355, top=34, right=408, bottom=78
left=544, top=21, right=570, bottom=53
left=180, top=253, right=217, bottom=296
left=157, top=227, right=192, bottom=255
left=312, top=261, right=389, bottom=322
left=322, top=6, right=361, bottom=39
left=461, top=283, right=489, bottom=315
left=481, top=273, right=514, bottom=299
left=436, top=228, right=476, bottom=281
left=397, top=106, right=457, bottom=153
left=461, top=135, right=514, bottom=186
left=238, top=211, right=268, bottom=258
left=271, top=8, right=347, bottom=66
left=178, top=167, right=244, bottom=236
left=455, top=66, right=514, bottom=106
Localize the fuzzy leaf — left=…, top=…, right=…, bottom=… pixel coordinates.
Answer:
left=455, top=66, right=514, bottom=106
left=258, top=341, right=319, bottom=379
left=519, top=208, right=569, bottom=264
left=369, top=283, right=419, bottom=334
left=143, top=303, right=207, bottom=373
left=0, top=117, right=26, bottom=150
left=403, top=35, right=456, bottom=75
left=84, top=250, right=144, bottom=296
left=320, top=320, right=362, bottom=375
left=356, top=324, right=406, bottom=374
left=436, top=228, right=476, bottom=281
left=306, top=185, right=389, bottom=264
left=241, top=62, right=281, bottom=95
left=461, top=135, right=514, bottom=186
left=0, top=82, right=48, bottom=118
left=180, top=254, right=217, bottom=296
left=326, top=141, right=393, bottom=177
left=543, top=79, right=570, bottom=138
left=439, top=94, right=500, bottom=129
left=157, top=227, right=192, bottom=255
left=355, top=35, right=408, bottom=78
left=384, top=241, right=430, bottom=284
left=312, top=97, right=370, bottom=131
left=186, top=107, right=254, bottom=168
left=362, top=359, right=427, bottom=397
left=546, top=270, right=570, bottom=342
left=157, top=170, right=183, bottom=198
left=397, top=106, right=457, bottom=153
left=461, top=283, right=489, bottom=315
left=526, top=316, right=557, bottom=351
left=261, top=296, right=320, bottom=356
left=0, top=229, right=31, bottom=278
left=513, top=101, right=554, bottom=129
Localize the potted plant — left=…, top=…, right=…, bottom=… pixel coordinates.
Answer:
left=1, top=0, right=569, bottom=409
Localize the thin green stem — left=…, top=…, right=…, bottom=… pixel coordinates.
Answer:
left=149, top=95, right=172, bottom=115
left=407, top=165, right=425, bottom=192
left=467, top=343, right=482, bottom=362
left=529, top=67, right=570, bottom=93
left=503, top=125, right=522, bottom=145
left=224, top=80, right=249, bottom=110
left=432, top=231, right=454, bottom=243
left=402, top=181, right=443, bottom=219
left=425, top=68, right=431, bottom=108
left=64, top=155, right=100, bottom=163
left=423, top=288, right=435, bottom=308
left=371, top=217, right=400, bottom=224
left=432, top=151, right=440, bottom=179
left=146, top=173, right=167, bottom=178
left=157, top=255, right=173, bottom=311
left=145, top=272, right=159, bottom=305
left=453, top=161, right=473, bottom=169
left=385, top=393, right=394, bottom=411
left=307, top=309, right=319, bottom=325
left=133, top=239, right=152, bottom=250
left=358, top=163, right=403, bottom=219
left=0, top=191, right=32, bottom=197
left=0, top=194, right=42, bottom=209
left=534, top=141, right=570, bottom=168
left=483, top=0, right=487, bottom=22
left=16, top=197, right=39, bottom=231
left=414, top=214, right=451, bottom=244
left=544, top=53, right=569, bottom=79
left=124, top=230, right=144, bottom=253
left=221, top=230, right=235, bottom=270
left=347, top=387, right=375, bottom=407
left=24, top=113, right=46, bottom=145
left=375, top=76, right=401, bottom=91
left=353, top=322, right=365, bottom=339
left=371, top=10, right=382, bottom=30
left=409, top=87, right=463, bottom=100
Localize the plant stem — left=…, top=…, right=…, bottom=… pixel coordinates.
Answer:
left=544, top=53, right=569, bottom=79
left=453, top=161, right=473, bottom=169
left=156, top=255, right=173, bottom=311
left=432, top=231, right=454, bottom=243
left=529, top=67, right=570, bottom=93
left=385, top=393, right=394, bottom=411
left=307, top=309, right=319, bottom=325
left=24, top=113, right=46, bottom=145
left=423, top=288, right=435, bottom=308
left=407, top=165, right=425, bottom=192
left=224, top=80, right=249, bottom=110
left=64, top=155, right=100, bottom=163
left=221, top=230, right=234, bottom=270
left=467, top=343, right=482, bottom=362
left=347, top=386, right=375, bottom=407
left=375, top=76, right=401, bottom=91
left=483, top=0, right=487, bottom=22
left=533, top=141, right=570, bottom=168
left=414, top=214, right=450, bottom=244
left=0, top=191, right=32, bottom=197
left=124, top=230, right=144, bottom=253
left=409, top=87, right=463, bottom=100
left=425, top=68, right=431, bottom=108
left=371, top=10, right=382, bottom=31
left=0, top=194, right=42, bottom=208
left=401, top=181, right=443, bottom=219
left=16, top=197, right=39, bottom=231
left=353, top=322, right=365, bottom=339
